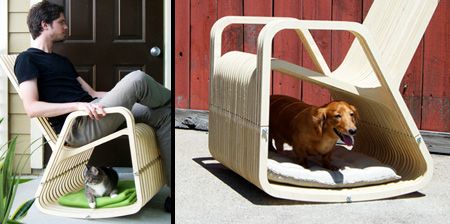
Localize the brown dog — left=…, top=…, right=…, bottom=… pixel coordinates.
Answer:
left=269, top=95, right=358, bottom=170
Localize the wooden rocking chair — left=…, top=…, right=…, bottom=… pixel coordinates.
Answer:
left=0, top=54, right=165, bottom=218
left=209, top=0, right=439, bottom=202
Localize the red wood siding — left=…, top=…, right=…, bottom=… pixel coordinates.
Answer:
left=175, top=0, right=449, bottom=132
left=174, top=0, right=190, bottom=108
left=273, top=0, right=302, bottom=98
left=422, top=0, right=449, bottom=131
left=302, top=0, right=332, bottom=106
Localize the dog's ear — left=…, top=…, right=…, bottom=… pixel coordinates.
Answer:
left=349, top=104, right=359, bottom=120
left=313, top=107, right=327, bottom=136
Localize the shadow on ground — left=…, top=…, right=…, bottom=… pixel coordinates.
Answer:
left=193, top=157, right=311, bottom=206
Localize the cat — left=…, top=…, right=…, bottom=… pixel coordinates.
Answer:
left=83, top=165, right=119, bottom=209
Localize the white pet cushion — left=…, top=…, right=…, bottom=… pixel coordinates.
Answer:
left=267, top=146, right=401, bottom=188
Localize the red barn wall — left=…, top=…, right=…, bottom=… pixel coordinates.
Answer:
left=175, top=0, right=449, bottom=132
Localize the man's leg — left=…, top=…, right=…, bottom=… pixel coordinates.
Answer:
left=66, top=70, right=170, bottom=146
left=131, top=103, right=171, bottom=191
left=99, top=70, right=171, bottom=109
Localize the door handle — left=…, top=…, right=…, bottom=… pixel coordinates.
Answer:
left=150, top=46, right=161, bottom=57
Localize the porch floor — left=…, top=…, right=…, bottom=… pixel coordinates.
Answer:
left=12, top=170, right=171, bottom=223
left=175, top=129, right=450, bottom=224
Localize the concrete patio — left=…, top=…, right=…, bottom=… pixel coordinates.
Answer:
left=12, top=170, right=171, bottom=224
left=175, top=129, right=450, bottom=224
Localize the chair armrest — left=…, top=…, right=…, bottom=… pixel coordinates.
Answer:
left=249, top=19, right=393, bottom=126
left=54, top=106, right=136, bottom=152
left=257, top=19, right=392, bottom=92
left=210, top=16, right=297, bottom=73
left=209, top=16, right=298, bottom=106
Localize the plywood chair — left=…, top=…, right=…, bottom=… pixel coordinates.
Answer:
left=0, top=54, right=165, bottom=218
left=209, top=0, right=439, bottom=202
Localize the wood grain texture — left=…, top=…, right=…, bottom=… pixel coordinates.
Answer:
left=218, top=0, right=244, bottom=53
left=243, top=0, right=272, bottom=54
left=174, top=0, right=190, bottom=108
left=422, top=0, right=449, bottom=132
left=331, top=0, right=362, bottom=71
left=190, top=0, right=217, bottom=109
left=362, top=0, right=373, bottom=19
left=174, top=0, right=449, bottom=133
left=273, top=0, right=302, bottom=98
left=401, top=41, right=424, bottom=128
left=301, top=0, right=332, bottom=106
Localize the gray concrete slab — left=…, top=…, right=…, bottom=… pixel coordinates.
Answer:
left=12, top=172, right=171, bottom=223
left=175, top=129, right=450, bottom=224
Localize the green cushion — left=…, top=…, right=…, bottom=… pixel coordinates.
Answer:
left=58, top=180, right=137, bottom=208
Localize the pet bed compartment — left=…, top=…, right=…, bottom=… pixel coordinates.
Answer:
left=35, top=123, right=165, bottom=218
left=209, top=0, right=437, bottom=202
left=209, top=46, right=433, bottom=202
left=58, top=180, right=137, bottom=208
left=267, top=147, right=401, bottom=188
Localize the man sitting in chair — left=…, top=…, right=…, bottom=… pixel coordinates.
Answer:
left=14, top=1, right=172, bottom=212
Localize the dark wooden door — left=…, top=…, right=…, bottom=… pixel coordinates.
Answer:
left=44, top=0, right=165, bottom=167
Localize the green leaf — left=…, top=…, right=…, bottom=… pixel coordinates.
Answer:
left=0, top=130, right=46, bottom=222
left=10, top=198, right=35, bottom=221
left=1, top=137, right=17, bottom=222
left=18, top=179, right=32, bottom=184
left=6, top=219, right=23, bottom=224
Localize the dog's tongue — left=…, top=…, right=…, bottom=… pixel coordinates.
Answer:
left=343, top=135, right=354, bottom=146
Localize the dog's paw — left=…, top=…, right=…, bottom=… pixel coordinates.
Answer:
left=89, top=202, right=96, bottom=209
left=111, top=193, right=118, bottom=198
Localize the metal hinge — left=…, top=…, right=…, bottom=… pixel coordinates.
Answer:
left=415, top=134, right=423, bottom=144
left=346, top=196, right=352, bottom=203
left=261, top=127, right=269, bottom=142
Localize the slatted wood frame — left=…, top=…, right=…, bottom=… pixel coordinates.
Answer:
left=0, top=55, right=165, bottom=218
left=209, top=0, right=439, bottom=202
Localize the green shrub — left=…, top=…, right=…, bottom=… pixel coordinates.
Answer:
left=0, top=118, right=35, bottom=224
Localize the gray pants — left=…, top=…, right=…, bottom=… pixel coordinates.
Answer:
left=66, top=70, right=172, bottom=191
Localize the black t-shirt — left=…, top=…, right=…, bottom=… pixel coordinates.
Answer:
left=14, top=48, right=94, bottom=133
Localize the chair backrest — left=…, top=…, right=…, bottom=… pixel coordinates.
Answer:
left=0, top=54, right=58, bottom=145
left=336, top=0, right=440, bottom=88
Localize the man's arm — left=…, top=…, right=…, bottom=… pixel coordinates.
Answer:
left=77, top=77, right=107, bottom=98
left=19, top=79, right=105, bottom=119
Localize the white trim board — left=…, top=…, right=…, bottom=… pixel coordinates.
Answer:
left=29, top=118, right=44, bottom=169
left=0, top=0, right=7, bottom=53
left=0, top=0, right=9, bottom=151
left=164, top=0, right=171, bottom=90
left=30, top=0, right=44, bottom=169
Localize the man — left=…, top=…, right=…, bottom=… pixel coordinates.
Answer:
left=14, top=1, right=172, bottom=212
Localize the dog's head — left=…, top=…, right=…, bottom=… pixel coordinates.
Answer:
left=314, top=101, right=358, bottom=146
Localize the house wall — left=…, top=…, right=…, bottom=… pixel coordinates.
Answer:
left=8, top=0, right=32, bottom=174
left=0, top=0, right=7, bottom=150
left=174, top=0, right=449, bottom=132
left=3, top=0, right=173, bottom=173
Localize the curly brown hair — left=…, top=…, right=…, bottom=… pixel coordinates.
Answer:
left=27, top=1, right=64, bottom=39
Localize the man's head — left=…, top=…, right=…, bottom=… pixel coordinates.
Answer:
left=27, top=1, right=66, bottom=41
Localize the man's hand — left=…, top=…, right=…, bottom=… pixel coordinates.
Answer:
left=77, top=77, right=108, bottom=98
left=19, top=79, right=108, bottom=119
left=77, top=102, right=106, bottom=120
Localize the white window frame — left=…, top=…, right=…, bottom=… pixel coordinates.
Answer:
left=164, top=0, right=171, bottom=90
